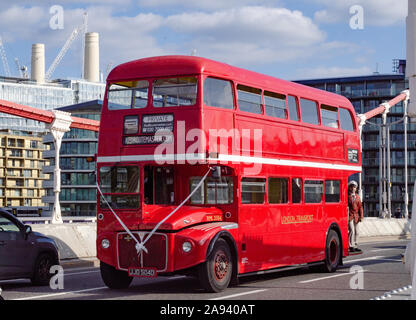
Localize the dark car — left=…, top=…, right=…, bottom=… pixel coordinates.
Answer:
left=0, top=208, right=60, bottom=285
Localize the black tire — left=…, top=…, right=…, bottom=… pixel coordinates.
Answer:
left=199, top=238, right=233, bottom=293
left=322, top=229, right=341, bottom=273
left=31, top=252, right=58, bottom=286
left=100, top=261, right=133, bottom=289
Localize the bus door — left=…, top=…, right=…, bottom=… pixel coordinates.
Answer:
left=238, top=177, right=268, bottom=273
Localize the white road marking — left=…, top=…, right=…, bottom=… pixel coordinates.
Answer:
left=209, top=289, right=267, bottom=300
left=299, top=269, right=367, bottom=284
left=13, top=286, right=108, bottom=300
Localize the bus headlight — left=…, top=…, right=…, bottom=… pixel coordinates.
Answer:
left=182, top=241, right=192, bottom=253
left=101, top=239, right=110, bottom=249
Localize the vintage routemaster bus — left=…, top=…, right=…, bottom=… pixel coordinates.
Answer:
left=96, top=55, right=361, bottom=292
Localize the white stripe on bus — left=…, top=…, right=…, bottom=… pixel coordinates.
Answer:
left=97, top=153, right=362, bottom=172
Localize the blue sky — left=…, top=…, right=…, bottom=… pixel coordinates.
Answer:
left=0, top=0, right=407, bottom=81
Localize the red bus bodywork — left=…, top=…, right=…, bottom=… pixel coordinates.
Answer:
left=96, top=56, right=361, bottom=290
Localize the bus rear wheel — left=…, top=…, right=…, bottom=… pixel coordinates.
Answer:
left=322, top=229, right=341, bottom=273
left=100, top=261, right=133, bottom=289
left=199, top=238, right=233, bottom=293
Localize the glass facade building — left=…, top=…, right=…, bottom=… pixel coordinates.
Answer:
left=0, top=76, right=105, bottom=132
left=42, top=100, right=102, bottom=217
left=297, top=73, right=410, bottom=217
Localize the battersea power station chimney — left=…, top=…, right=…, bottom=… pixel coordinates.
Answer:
left=83, top=32, right=100, bottom=82
left=31, top=43, right=45, bottom=83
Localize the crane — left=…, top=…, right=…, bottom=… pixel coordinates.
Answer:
left=14, top=57, right=28, bottom=79
left=45, top=12, right=88, bottom=81
left=0, top=36, right=11, bottom=77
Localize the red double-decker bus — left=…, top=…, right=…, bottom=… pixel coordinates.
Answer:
left=96, top=56, right=361, bottom=292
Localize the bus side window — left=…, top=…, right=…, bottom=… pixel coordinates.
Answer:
left=264, top=92, right=287, bottom=119
left=325, top=180, right=341, bottom=203
left=241, top=178, right=266, bottom=204
left=203, top=77, right=234, bottom=109
left=269, top=178, right=289, bottom=204
left=292, top=178, right=302, bottom=203
left=339, top=107, right=355, bottom=132
left=288, top=95, right=299, bottom=121
left=300, top=98, right=319, bottom=125
left=304, top=180, right=323, bottom=203
left=321, top=104, right=339, bottom=128
left=237, top=85, right=263, bottom=115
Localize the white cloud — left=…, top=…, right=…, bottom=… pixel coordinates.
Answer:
left=137, top=0, right=280, bottom=11
left=313, top=0, right=406, bottom=26
left=296, top=66, right=372, bottom=79
left=164, top=6, right=327, bottom=66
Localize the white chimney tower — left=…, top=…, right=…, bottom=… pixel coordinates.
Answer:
left=84, top=32, right=100, bottom=82
left=31, top=43, right=45, bottom=83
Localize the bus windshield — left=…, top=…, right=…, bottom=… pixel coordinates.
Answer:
left=99, top=166, right=140, bottom=209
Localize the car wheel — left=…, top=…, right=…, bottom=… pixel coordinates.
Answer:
left=31, top=252, right=58, bottom=286
left=100, top=261, right=133, bottom=289
left=199, top=238, right=233, bottom=293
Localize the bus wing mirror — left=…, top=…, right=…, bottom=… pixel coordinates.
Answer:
left=211, top=166, right=221, bottom=180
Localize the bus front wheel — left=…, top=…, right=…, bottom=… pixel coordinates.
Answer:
left=100, top=261, right=133, bottom=289
left=322, top=229, right=341, bottom=273
left=199, top=238, right=233, bottom=293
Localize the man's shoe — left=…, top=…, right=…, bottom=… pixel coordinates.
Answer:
left=354, top=248, right=362, bottom=253
left=349, top=247, right=355, bottom=252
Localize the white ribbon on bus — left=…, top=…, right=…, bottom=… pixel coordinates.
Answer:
left=96, top=167, right=212, bottom=257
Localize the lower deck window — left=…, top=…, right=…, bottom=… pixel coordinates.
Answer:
left=304, top=180, right=323, bottom=203
left=268, top=178, right=289, bottom=204
left=190, top=177, right=233, bottom=205
left=325, top=180, right=341, bottom=203
left=241, top=178, right=266, bottom=204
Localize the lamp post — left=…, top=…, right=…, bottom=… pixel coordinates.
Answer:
left=47, top=110, right=73, bottom=224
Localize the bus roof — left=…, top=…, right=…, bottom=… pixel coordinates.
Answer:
left=107, top=55, right=354, bottom=111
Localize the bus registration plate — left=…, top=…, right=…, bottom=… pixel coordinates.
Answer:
left=128, top=267, right=157, bottom=278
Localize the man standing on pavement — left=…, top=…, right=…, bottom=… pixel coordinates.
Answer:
left=348, top=181, right=364, bottom=253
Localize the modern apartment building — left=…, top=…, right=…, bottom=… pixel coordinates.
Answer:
left=297, top=68, right=410, bottom=217
left=0, top=131, right=48, bottom=214
left=42, top=100, right=102, bottom=217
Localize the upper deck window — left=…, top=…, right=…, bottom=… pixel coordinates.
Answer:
left=300, top=98, right=319, bottom=125
left=339, top=107, right=355, bottom=132
left=152, top=77, right=197, bottom=107
left=288, top=95, right=299, bottom=121
left=321, top=105, right=339, bottom=128
left=237, top=85, right=262, bottom=115
left=264, top=91, right=287, bottom=119
left=107, top=81, right=149, bottom=110
left=203, top=77, right=234, bottom=109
